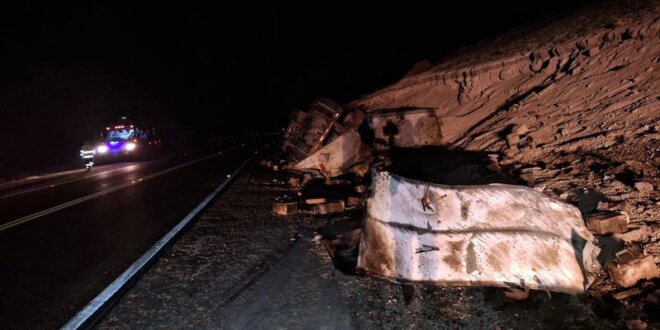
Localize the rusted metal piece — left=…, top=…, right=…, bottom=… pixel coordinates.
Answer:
left=357, top=171, right=601, bottom=294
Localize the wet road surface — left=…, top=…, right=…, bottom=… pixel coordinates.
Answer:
left=0, top=144, right=256, bottom=329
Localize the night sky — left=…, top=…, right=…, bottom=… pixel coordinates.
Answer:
left=0, top=1, right=595, bottom=172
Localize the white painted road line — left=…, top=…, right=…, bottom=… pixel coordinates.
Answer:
left=62, top=150, right=259, bottom=330
left=0, top=147, right=240, bottom=233
left=0, top=164, right=141, bottom=200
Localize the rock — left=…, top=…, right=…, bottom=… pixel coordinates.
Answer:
left=634, top=182, right=654, bottom=194
left=625, top=320, right=647, bottom=330
left=612, top=287, right=643, bottom=300
left=317, top=200, right=345, bottom=214
left=504, top=286, right=530, bottom=301
left=520, top=167, right=560, bottom=184
left=515, top=124, right=529, bottom=135
left=597, top=201, right=610, bottom=210
left=518, top=136, right=535, bottom=149
left=289, top=177, right=301, bottom=188
left=607, top=248, right=659, bottom=288
left=354, top=185, right=367, bottom=194
left=585, top=210, right=629, bottom=235
left=505, top=132, right=520, bottom=147
left=533, top=184, right=546, bottom=192
left=486, top=160, right=501, bottom=172
left=504, top=147, right=519, bottom=158
left=614, top=226, right=654, bottom=244
left=347, top=196, right=365, bottom=206
left=273, top=202, right=298, bottom=216
left=350, top=162, right=371, bottom=177
left=625, top=160, right=644, bottom=173
left=610, top=180, right=631, bottom=191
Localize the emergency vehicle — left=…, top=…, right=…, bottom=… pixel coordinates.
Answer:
left=91, top=117, right=163, bottom=165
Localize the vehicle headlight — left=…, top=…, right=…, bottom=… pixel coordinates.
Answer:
left=97, top=145, right=108, bottom=153
left=124, top=142, right=137, bottom=151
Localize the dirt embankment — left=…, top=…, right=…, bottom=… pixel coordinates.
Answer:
left=354, top=1, right=658, bottom=158
left=351, top=0, right=659, bottom=269
left=347, top=1, right=659, bottom=326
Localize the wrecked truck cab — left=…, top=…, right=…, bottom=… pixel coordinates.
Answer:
left=357, top=171, right=601, bottom=295
left=282, top=98, right=344, bottom=162
left=282, top=97, right=371, bottom=178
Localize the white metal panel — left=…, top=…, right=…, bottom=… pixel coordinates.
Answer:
left=294, top=129, right=369, bottom=177
left=357, top=171, right=601, bottom=294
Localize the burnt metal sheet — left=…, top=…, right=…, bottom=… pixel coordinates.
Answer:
left=357, top=171, right=601, bottom=294
left=369, top=107, right=443, bottom=148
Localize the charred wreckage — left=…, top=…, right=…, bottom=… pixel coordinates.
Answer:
left=266, top=97, right=658, bottom=300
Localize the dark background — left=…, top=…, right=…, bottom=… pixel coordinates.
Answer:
left=0, top=0, right=597, bottom=174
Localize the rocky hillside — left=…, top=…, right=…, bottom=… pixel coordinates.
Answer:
left=353, top=1, right=659, bottom=220
left=354, top=1, right=658, bottom=167
left=351, top=1, right=659, bottom=321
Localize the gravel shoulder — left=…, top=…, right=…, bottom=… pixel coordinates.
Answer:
left=98, top=158, right=621, bottom=330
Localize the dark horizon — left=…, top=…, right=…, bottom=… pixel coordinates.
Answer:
left=0, top=0, right=597, bottom=172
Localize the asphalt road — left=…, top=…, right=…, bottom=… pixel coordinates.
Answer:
left=0, top=144, right=256, bottom=329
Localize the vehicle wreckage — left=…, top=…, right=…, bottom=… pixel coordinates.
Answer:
left=357, top=171, right=601, bottom=294
left=279, top=98, right=608, bottom=294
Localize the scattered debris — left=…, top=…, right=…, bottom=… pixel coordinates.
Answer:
left=504, top=285, right=531, bottom=301
left=347, top=196, right=364, bottom=206
left=606, top=248, right=659, bottom=288
left=357, top=171, right=601, bottom=294
left=519, top=167, right=560, bottom=184
left=273, top=201, right=298, bottom=216
left=505, top=131, right=521, bottom=148
left=317, top=200, right=345, bottom=215
left=305, top=198, right=326, bottom=205
left=625, top=319, right=648, bottom=330
left=288, top=177, right=300, bottom=188
left=612, top=287, right=643, bottom=300
left=585, top=210, right=629, bottom=235
left=614, top=226, right=656, bottom=245
left=294, top=129, right=371, bottom=177
left=634, top=182, right=654, bottom=194
left=270, top=9, right=660, bottom=317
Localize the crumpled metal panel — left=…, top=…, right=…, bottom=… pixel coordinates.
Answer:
left=294, top=129, right=370, bottom=177
left=357, top=171, right=601, bottom=294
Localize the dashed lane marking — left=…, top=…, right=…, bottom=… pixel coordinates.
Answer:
left=0, top=146, right=242, bottom=233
